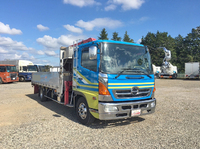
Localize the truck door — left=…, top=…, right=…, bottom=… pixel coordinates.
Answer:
left=75, top=46, right=98, bottom=91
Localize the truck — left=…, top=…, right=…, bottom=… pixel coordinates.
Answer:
left=0, top=60, right=39, bottom=82
left=0, top=64, right=19, bottom=84
left=152, top=64, right=161, bottom=78
left=31, top=38, right=156, bottom=125
left=50, top=66, right=60, bottom=72
left=157, top=47, right=178, bottom=79
left=185, top=62, right=200, bottom=79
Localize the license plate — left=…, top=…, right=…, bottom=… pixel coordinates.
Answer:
left=13, top=77, right=15, bottom=80
left=131, top=109, right=141, bottom=116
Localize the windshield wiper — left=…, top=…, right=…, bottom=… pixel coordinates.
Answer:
left=115, top=68, right=152, bottom=79
left=131, top=68, right=152, bottom=78
left=115, top=68, right=133, bottom=79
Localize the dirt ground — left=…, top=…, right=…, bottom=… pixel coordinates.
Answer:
left=0, top=79, right=200, bottom=148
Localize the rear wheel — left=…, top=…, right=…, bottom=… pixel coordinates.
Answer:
left=39, top=87, right=47, bottom=102
left=75, top=97, right=95, bottom=125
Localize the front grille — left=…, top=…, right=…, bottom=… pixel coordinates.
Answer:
left=113, top=88, right=151, bottom=99
left=122, top=104, right=147, bottom=110
left=10, top=73, right=17, bottom=80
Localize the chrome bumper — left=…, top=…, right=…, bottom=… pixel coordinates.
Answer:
left=98, top=98, right=156, bottom=120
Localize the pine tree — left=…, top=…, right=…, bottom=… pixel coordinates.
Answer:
left=98, top=28, right=109, bottom=40
left=112, top=32, right=121, bottom=41
left=123, top=31, right=134, bottom=43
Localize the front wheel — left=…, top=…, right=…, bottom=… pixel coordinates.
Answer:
left=0, top=77, right=3, bottom=84
left=75, top=97, right=95, bottom=125
left=19, top=76, right=25, bottom=82
left=173, top=73, right=177, bottom=79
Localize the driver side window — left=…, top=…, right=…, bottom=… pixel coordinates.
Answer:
left=0, top=66, right=6, bottom=72
left=81, top=47, right=97, bottom=72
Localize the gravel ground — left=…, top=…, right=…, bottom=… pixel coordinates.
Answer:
left=0, top=79, right=200, bottom=149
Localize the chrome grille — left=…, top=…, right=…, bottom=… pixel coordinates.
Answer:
left=113, top=88, right=151, bottom=99
left=10, top=73, right=17, bottom=80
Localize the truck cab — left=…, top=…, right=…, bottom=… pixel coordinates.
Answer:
left=19, top=65, right=38, bottom=82
left=0, top=64, right=19, bottom=84
left=73, top=40, right=156, bottom=122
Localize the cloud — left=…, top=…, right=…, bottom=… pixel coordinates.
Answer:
left=57, top=34, right=86, bottom=45
left=45, top=51, right=57, bottom=56
left=105, top=4, right=117, bottom=11
left=37, top=24, right=49, bottom=31
left=76, top=18, right=123, bottom=31
left=63, top=0, right=101, bottom=7
left=0, top=22, right=22, bottom=35
left=0, top=50, right=34, bottom=61
left=37, top=35, right=59, bottom=49
left=139, top=17, right=150, bottom=22
left=136, top=39, right=141, bottom=44
left=37, top=50, right=45, bottom=55
left=37, top=34, right=87, bottom=51
left=0, top=36, right=33, bottom=51
left=13, top=54, right=21, bottom=59
left=0, top=47, right=9, bottom=54
left=106, top=0, right=145, bottom=11
left=63, top=24, right=83, bottom=33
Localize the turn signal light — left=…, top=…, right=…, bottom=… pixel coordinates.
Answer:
left=99, top=82, right=110, bottom=95
left=153, top=83, right=156, bottom=92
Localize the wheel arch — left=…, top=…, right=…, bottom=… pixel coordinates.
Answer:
left=73, top=91, right=87, bottom=108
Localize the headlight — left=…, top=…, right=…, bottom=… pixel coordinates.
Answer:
left=104, top=105, right=119, bottom=112
left=151, top=101, right=155, bottom=107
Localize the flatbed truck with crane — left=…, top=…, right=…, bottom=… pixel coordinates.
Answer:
left=31, top=38, right=156, bottom=125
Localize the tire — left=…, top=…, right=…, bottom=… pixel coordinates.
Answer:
left=19, top=76, right=25, bottom=82
left=173, top=73, right=177, bottom=79
left=39, top=87, right=47, bottom=102
left=75, top=97, right=95, bottom=125
left=0, top=77, right=3, bottom=84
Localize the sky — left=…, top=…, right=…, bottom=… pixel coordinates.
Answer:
left=0, top=0, right=199, bottom=66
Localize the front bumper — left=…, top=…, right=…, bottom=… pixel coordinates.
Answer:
left=98, top=98, right=156, bottom=120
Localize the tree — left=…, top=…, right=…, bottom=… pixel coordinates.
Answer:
left=174, top=35, right=186, bottom=72
left=123, top=31, right=134, bottom=43
left=112, top=32, right=121, bottom=41
left=141, top=31, right=176, bottom=67
left=98, top=28, right=109, bottom=40
left=184, top=27, right=200, bottom=63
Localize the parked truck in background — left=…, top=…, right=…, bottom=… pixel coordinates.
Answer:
left=0, top=64, right=19, bottom=84
left=185, top=62, right=200, bottom=79
left=50, top=66, right=60, bottom=72
left=0, top=60, right=38, bottom=82
left=152, top=64, right=161, bottom=78
left=154, top=47, right=177, bottom=79
left=32, top=38, right=156, bottom=125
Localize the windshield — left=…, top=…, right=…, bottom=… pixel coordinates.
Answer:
left=6, top=66, right=17, bottom=72
left=100, top=43, right=153, bottom=75
left=27, top=65, right=37, bottom=72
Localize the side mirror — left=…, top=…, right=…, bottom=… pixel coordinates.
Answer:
left=89, top=46, right=97, bottom=60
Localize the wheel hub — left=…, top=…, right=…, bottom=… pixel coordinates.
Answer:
left=78, top=103, right=87, bottom=119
